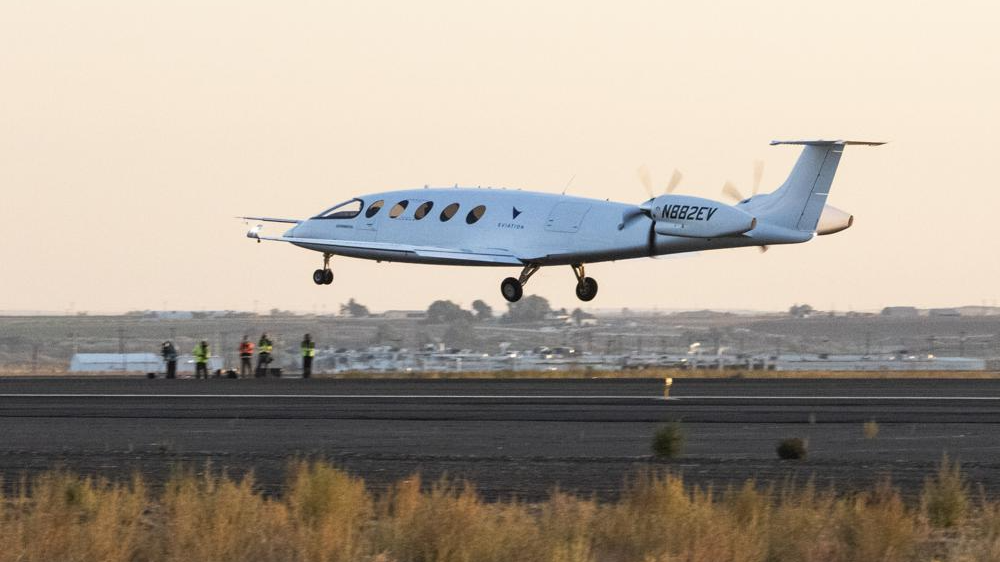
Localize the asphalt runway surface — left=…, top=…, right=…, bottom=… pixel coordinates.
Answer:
left=2, top=377, right=1000, bottom=500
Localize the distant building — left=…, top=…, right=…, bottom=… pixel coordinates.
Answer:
left=70, top=353, right=223, bottom=374
left=382, top=310, right=427, bottom=320
left=881, top=306, right=919, bottom=317
left=154, top=311, right=194, bottom=320
left=928, top=308, right=961, bottom=317
left=957, top=306, right=1000, bottom=317
left=70, top=353, right=163, bottom=373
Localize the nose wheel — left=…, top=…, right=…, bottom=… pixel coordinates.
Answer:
left=313, top=253, right=334, bottom=285
left=571, top=263, right=598, bottom=302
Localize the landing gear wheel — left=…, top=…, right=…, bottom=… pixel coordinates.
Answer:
left=575, top=277, right=598, bottom=301
left=500, top=277, right=523, bottom=302
left=323, top=269, right=334, bottom=285
left=312, top=269, right=326, bottom=285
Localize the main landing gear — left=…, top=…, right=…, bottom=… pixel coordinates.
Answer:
left=499, top=263, right=599, bottom=303
left=312, top=253, right=334, bottom=285
left=571, top=263, right=598, bottom=302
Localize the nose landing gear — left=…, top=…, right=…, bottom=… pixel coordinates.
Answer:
left=312, top=253, right=334, bottom=285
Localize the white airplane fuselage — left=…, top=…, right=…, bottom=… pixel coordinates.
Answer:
left=286, top=188, right=784, bottom=267
left=244, top=140, right=881, bottom=301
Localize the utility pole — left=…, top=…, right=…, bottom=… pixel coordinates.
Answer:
left=118, top=327, right=126, bottom=372
left=959, top=331, right=967, bottom=357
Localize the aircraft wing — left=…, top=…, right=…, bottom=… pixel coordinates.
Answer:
left=252, top=232, right=524, bottom=265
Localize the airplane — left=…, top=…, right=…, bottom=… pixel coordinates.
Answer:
left=242, top=139, right=882, bottom=303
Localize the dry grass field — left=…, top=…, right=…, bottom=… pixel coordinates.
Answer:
left=1, top=459, right=999, bottom=562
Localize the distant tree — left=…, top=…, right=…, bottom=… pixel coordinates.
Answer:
left=373, top=323, right=399, bottom=345
left=788, top=304, right=814, bottom=319
left=503, top=295, right=552, bottom=323
left=471, top=300, right=493, bottom=321
left=424, top=300, right=474, bottom=324
left=571, top=307, right=594, bottom=326
left=340, top=298, right=370, bottom=318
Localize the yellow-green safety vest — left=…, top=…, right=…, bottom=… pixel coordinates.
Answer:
left=193, top=344, right=209, bottom=363
left=301, top=341, right=315, bottom=358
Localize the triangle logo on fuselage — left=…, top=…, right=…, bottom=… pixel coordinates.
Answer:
left=512, top=207, right=522, bottom=220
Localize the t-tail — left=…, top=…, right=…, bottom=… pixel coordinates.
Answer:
left=746, top=140, right=884, bottom=238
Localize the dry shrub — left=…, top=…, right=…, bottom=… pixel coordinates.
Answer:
left=923, top=454, right=969, bottom=529
left=374, top=475, right=544, bottom=562
left=835, top=482, right=922, bottom=562
left=0, top=471, right=147, bottom=562
left=777, top=438, right=808, bottom=460
left=286, top=461, right=373, bottom=561
left=594, top=470, right=766, bottom=562
left=651, top=422, right=686, bottom=459
left=863, top=420, right=880, bottom=439
left=157, top=468, right=293, bottom=562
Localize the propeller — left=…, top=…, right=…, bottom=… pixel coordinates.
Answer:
left=721, top=160, right=765, bottom=203
left=720, top=160, right=768, bottom=253
left=637, top=165, right=683, bottom=200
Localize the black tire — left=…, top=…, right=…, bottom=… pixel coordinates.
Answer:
left=575, top=277, right=598, bottom=301
left=500, top=277, right=523, bottom=302
left=323, top=269, right=334, bottom=285
left=312, top=269, right=326, bottom=285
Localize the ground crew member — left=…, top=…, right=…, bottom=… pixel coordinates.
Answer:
left=301, top=334, right=316, bottom=378
left=257, top=333, right=273, bottom=377
left=193, top=340, right=210, bottom=379
left=239, top=335, right=255, bottom=378
left=161, top=341, right=177, bottom=379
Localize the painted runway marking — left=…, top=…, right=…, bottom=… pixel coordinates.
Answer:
left=0, top=393, right=667, bottom=400
left=0, top=393, right=997, bottom=401
left=677, top=395, right=1000, bottom=400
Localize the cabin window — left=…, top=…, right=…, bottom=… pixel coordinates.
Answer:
left=365, top=200, right=384, bottom=218
left=439, top=203, right=460, bottom=221
left=466, top=205, right=486, bottom=224
left=414, top=201, right=434, bottom=220
left=318, top=199, right=363, bottom=219
left=389, top=200, right=409, bottom=218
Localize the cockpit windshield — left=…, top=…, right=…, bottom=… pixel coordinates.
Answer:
left=317, top=199, right=363, bottom=219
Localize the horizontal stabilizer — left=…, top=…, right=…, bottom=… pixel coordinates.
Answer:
left=769, top=139, right=886, bottom=147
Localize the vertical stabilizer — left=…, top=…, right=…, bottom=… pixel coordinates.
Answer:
left=755, top=140, right=883, bottom=231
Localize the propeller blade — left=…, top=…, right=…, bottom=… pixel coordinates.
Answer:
left=665, top=169, right=683, bottom=194
left=637, top=165, right=654, bottom=200
left=722, top=181, right=744, bottom=203
left=752, top=160, right=764, bottom=196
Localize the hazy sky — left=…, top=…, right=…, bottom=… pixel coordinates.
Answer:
left=2, top=0, right=998, bottom=314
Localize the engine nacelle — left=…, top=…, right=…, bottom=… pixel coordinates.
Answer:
left=648, top=195, right=757, bottom=238
left=816, top=204, right=853, bottom=236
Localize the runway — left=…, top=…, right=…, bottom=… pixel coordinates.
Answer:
left=2, top=377, right=999, bottom=500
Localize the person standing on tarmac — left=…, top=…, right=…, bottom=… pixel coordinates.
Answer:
left=257, top=333, right=273, bottom=377
left=301, top=334, right=316, bottom=378
left=161, top=341, right=178, bottom=379
left=239, top=335, right=255, bottom=378
left=193, top=340, right=210, bottom=379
